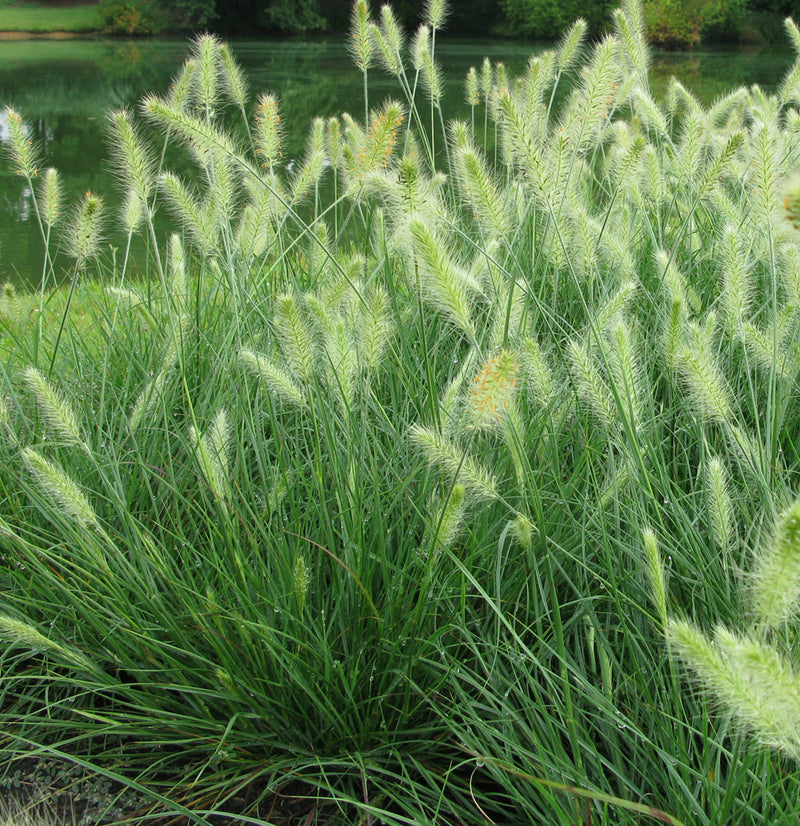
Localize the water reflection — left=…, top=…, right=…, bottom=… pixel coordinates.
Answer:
left=0, top=38, right=794, bottom=288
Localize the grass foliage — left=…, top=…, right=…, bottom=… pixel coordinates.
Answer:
left=0, top=3, right=100, bottom=33
left=4, top=0, right=800, bottom=822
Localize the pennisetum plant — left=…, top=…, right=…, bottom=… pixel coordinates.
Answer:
left=6, top=1, right=800, bottom=823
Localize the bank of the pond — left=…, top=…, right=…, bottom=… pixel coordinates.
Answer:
left=0, top=0, right=793, bottom=45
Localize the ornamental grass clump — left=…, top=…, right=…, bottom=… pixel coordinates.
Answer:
left=7, top=4, right=800, bottom=824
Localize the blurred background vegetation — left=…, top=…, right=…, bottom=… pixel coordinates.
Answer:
left=86, top=0, right=800, bottom=47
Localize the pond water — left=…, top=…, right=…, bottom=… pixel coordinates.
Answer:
left=0, top=37, right=795, bottom=288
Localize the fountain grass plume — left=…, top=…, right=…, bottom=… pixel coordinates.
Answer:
left=558, top=35, right=622, bottom=150
left=451, top=124, right=511, bottom=239
left=321, top=317, right=359, bottom=412
left=167, top=233, right=188, bottom=309
left=605, top=319, right=647, bottom=432
left=289, top=117, right=327, bottom=204
left=0, top=281, right=22, bottom=327
left=424, top=0, right=448, bottom=31
left=643, top=528, right=668, bottom=629
left=2, top=106, right=40, bottom=180
left=350, top=0, right=373, bottom=124
left=752, top=497, right=800, bottom=629
left=567, top=338, right=619, bottom=432
left=343, top=99, right=403, bottom=187
left=520, top=338, right=557, bottom=412
left=191, top=33, right=221, bottom=120
left=218, top=42, right=249, bottom=113
left=273, top=293, right=317, bottom=381
left=416, top=28, right=443, bottom=107
left=238, top=348, right=307, bottom=409
left=555, top=18, right=587, bottom=75
left=356, top=284, right=393, bottom=375
left=142, top=94, right=239, bottom=169
left=668, top=619, right=800, bottom=758
left=371, top=5, right=405, bottom=80
left=467, top=349, right=519, bottom=432
left=20, top=447, right=100, bottom=533
left=349, top=0, right=373, bottom=73
left=39, top=168, right=62, bottom=230
left=719, top=224, right=751, bottom=335
left=425, top=483, right=467, bottom=554
left=50, top=191, right=105, bottom=371
left=159, top=171, right=218, bottom=254
left=120, top=189, right=145, bottom=236
left=0, top=614, right=96, bottom=672
left=673, top=333, right=734, bottom=425
left=465, top=66, right=480, bottom=133
left=191, top=407, right=232, bottom=504
left=254, top=93, right=282, bottom=171
left=63, top=191, right=104, bottom=264
left=106, top=108, right=157, bottom=206
left=705, top=455, right=735, bottom=553
left=749, top=119, right=783, bottom=228
left=409, top=424, right=497, bottom=501
left=20, top=366, right=87, bottom=452
left=405, top=216, right=477, bottom=339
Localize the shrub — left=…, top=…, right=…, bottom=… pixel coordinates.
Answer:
left=644, top=0, right=746, bottom=48
left=97, top=0, right=155, bottom=35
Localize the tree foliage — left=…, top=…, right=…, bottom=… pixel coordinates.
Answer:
left=644, top=0, right=746, bottom=48
left=263, top=0, right=325, bottom=31
left=134, top=0, right=793, bottom=45
left=500, top=0, right=615, bottom=37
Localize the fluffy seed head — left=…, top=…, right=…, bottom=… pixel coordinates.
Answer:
left=409, top=424, right=497, bottom=501
left=465, top=66, right=480, bottom=107
left=191, top=407, right=232, bottom=503
left=0, top=282, right=21, bottom=327
left=255, top=93, right=283, bottom=169
left=424, top=0, right=448, bottom=30
left=468, top=349, right=519, bottom=430
left=40, top=167, right=62, bottom=228
left=2, top=107, right=39, bottom=178
left=373, top=5, right=405, bottom=77
left=21, top=447, right=99, bottom=529
left=643, top=527, right=667, bottom=629
left=21, top=366, right=85, bottom=449
left=107, top=108, right=156, bottom=204
left=670, top=619, right=800, bottom=759
left=429, top=484, right=466, bottom=550
left=218, top=43, right=248, bottom=109
left=64, top=191, right=104, bottom=262
left=191, top=33, right=221, bottom=118
left=705, top=455, right=734, bottom=552
left=349, top=0, right=373, bottom=72
left=752, top=497, right=800, bottom=629
left=120, top=189, right=144, bottom=234
left=238, top=348, right=307, bottom=409
left=293, top=554, right=311, bottom=613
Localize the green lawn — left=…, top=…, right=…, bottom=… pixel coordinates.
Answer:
left=0, top=3, right=100, bottom=32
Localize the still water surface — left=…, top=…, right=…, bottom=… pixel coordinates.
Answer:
left=0, top=37, right=794, bottom=287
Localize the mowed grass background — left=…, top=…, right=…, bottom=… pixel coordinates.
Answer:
left=0, top=2, right=99, bottom=33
